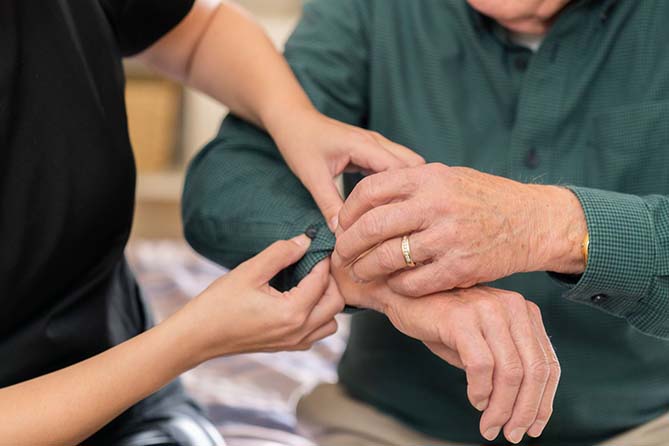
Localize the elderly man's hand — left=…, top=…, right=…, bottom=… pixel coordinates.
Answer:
left=330, top=253, right=560, bottom=443
left=384, top=287, right=560, bottom=444
left=335, top=163, right=587, bottom=297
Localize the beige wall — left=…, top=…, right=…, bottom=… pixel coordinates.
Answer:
left=181, top=0, right=303, bottom=163
left=132, top=0, right=303, bottom=239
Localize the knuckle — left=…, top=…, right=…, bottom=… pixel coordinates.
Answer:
left=426, top=162, right=446, bottom=174
left=499, top=363, right=524, bottom=387
left=551, top=360, right=562, bottom=380
left=286, top=311, right=308, bottom=330
left=375, top=242, right=398, bottom=272
left=277, top=307, right=296, bottom=326
left=508, top=291, right=526, bottom=305
left=294, top=342, right=311, bottom=351
left=360, top=212, right=384, bottom=238
left=529, top=360, right=551, bottom=383
left=536, top=406, right=554, bottom=424
left=327, top=322, right=339, bottom=336
left=476, top=297, right=500, bottom=314
left=514, top=408, right=539, bottom=427
left=526, top=301, right=541, bottom=315
left=334, top=238, right=354, bottom=261
left=394, top=275, right=425, bottom=297
left=467, top=358, right=494, bottom=376
left=356, top=175, right=377, bottom=201
left=349, top=129, right=375, bottom=146
left=469, top=386, right=492, bottom=402
left=488, top=408, right=514, bottom=425
left=424, top=163, right=450, bottom=183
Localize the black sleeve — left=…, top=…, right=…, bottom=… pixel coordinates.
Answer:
left=100, top=0, right=195, bottom=57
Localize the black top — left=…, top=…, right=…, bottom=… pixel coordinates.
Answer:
left=0, top=0, right=194, bottom=387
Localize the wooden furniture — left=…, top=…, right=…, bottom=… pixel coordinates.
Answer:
left=127, top=0, right=302, bottom=239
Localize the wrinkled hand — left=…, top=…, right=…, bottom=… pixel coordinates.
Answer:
left=330, top=252, right=560, bottom=443
left=335, top=163, right=587, bottom=296
left=384, top=287, right=560, bottom=444
left=183, top=235, right=345, bottom=361
left=330, top=250, right=395, bottom=312
left=269, top=108, right=425, bottom=230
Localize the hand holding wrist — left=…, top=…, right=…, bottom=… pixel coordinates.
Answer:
left=334, top=165, right=588, bottom=297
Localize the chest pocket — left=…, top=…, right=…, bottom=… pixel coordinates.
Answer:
left=587, top=100, right=669, bottom=195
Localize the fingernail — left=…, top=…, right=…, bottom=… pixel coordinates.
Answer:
left=483, top=426, right=500, bottom=441
left=291, top=234, right=311, bottom=247
left=329, top=216, right=339, bottom=232
left=475, top=399, right=489, bottom=412
left=527, top=421, right=545, bottom=438
left=508, top=428, right=526, bottom=444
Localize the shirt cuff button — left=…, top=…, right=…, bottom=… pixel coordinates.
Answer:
left=591, top=294, right=608, bottom=304
left=305, top=224, right=319, bottom=240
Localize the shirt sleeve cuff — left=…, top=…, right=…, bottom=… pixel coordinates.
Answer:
left=269, top=215, right=335, bottom=290
left=551, top=186, right=662, bottom=331
left=268, top=217, right=361, bottom=314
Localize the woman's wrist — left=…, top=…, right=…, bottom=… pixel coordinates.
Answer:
left=259, top=95, right=319, bottom=144
left=158, top=301, right=223, bottom=370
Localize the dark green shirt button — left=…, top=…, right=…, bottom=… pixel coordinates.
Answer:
left=524, top=148, right=540, bottom=169
left=305, top=224, right=319, bottom=239
left=514, top=56, right=529, bottom=71
left=591, top=294, right=609, bottom=304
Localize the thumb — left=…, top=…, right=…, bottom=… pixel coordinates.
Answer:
left=241, top=235, right=312, bottom=285
left=371, top=133, right=425, bottom=167
left=349, top=137, right=406, bottom=173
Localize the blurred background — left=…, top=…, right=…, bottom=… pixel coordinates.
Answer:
left=124, top=2, right=350, bottom=445
left=127, top=0, right=303, bottom=240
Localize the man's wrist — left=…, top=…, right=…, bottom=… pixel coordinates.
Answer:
left=527, top=185, right=587, bottom=274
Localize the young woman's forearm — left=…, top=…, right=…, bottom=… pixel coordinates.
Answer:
left=188, top=2, right=315, bottom=127
left=0, top=315, right=200, bottom=446
left=141, top=0, right=314, bottom=130
left=0, top=236, right=338, bottom=446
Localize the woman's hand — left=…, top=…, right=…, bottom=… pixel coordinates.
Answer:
left=178, top=234, right=345, bottom=363
left=267, top=107, right=425, bottom=230
left=0, top=235, right=341, bottom=446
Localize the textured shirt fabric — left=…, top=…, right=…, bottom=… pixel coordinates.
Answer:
left=0, top=0, right=194, bottom=439
left=183, top=0, right=669, bottom=444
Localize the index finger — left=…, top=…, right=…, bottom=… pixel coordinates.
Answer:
left=338, top=168, right=418, bottom=230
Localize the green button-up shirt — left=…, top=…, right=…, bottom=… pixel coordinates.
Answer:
left=183, top=1, right=669, bottom=444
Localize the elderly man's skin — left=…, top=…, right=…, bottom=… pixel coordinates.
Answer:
left=330, top=253, right=560, bottom=443
left=469, top=0, right=571, bottom=34
left=325, top=1, right=579, bottom=444
left=335, top=164, right=588, bottom=296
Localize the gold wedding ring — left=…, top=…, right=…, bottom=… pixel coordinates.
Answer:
left=401, top=235, right=416, bottom=268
